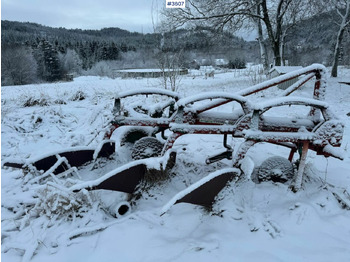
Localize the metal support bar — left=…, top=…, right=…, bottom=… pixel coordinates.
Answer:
left=206, top=150, right=233, bottom=164
left=161, top=129, right=167, bottom=140
left=288, top=147, right=297, bottom=162
left=292, top=141, right=309, bottom=192
left=161, top=132, right=183, bottom=156
left=223, top=134, right=232, bottom=150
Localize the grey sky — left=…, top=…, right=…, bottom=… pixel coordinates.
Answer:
left=1, top=0, right=163, bottom=33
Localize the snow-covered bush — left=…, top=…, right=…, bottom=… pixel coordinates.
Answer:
left=70, top=90, right=87, bottom=101
left=58, top=48, right=83, bottom=76
left=33, top=185, right=93, bottom=220
left=22, top=95, right=50, bottom=107
left=85, top=61, right=115, bottom=78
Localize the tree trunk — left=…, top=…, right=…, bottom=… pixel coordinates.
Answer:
left=273, top=41, right=282, bottom=66
left=279, top=42, right=284, bottom=66
left=331, top=31, right=343, bottom=78
left=258, top=36, right=269, bottom=70
left=256, top=3, right=269, bottom=70
left=261, top=0, right=282, bottom=66
left=331, top=22, right=349, bottom=78
left=280, top=30, right=288, bottom=66
left=332, top=0, right=350, bottom=77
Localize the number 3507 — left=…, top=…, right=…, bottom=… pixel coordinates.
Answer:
left=166, top=0, right=185, bottom=8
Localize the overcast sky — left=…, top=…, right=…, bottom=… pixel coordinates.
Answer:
left=1, top=0, right=164, bottom=33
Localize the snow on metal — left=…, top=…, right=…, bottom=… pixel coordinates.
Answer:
left=116, top=88, right=181, bottom=99
left=253, top=96, right=329, bottom=111
left=68, top=158, right=160, bottom=192
left=237, top=63, right=326, bottom=97
left=170, top=123, right=238, bottom=133
left=160, top=168, right=240, bottom=215
left=244, top=130, right=316, bottom=141
left=177, top=92, right=248, bottom=107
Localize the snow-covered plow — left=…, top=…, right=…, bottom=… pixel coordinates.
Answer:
left=160, top=64, right=345, bottom=210
left=3, top=64, right=345, bottom=216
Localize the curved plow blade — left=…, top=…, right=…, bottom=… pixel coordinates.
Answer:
left=3, top=161, right=24, bottom=169
left=71, top=152, right=177, bottom=195
left=161, top=168, right=240, bottom=214
left=92, top=163, right=147, bottom=194
left=3, top=140, right=115, bottom=174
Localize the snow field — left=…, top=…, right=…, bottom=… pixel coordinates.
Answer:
left=2, top=67, right=350, bottom=261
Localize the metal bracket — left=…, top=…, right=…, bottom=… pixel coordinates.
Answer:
left=206, top=134, right=233, bottom=164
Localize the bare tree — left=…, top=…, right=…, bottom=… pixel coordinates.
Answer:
left=153, top=2, right=185, bottom=91
left=277, top=0, right=312, bottom=65
left=157, top=48, right=185, bottom=92
left=162, top=0, right=319, bottom=66
left=1, top=46, right=38, bottom=86
left=331, top=0, right=350, bottom=77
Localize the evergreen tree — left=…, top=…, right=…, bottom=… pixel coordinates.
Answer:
left=109, top=42, right=120, bottom=60
left=34, top=39, right=62, bottom=82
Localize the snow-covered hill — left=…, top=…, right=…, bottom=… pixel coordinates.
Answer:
left=2, top=67, right=350, bottom=262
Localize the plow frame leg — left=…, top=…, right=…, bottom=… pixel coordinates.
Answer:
left=103, top=124, right=119, bottom=139
left=232, top=140, right=257, bottom=169
left=161, top=132, right=183, bottom=156
left=288, top=147, right=297, bottom=162
left=292, top=141, right=309, bottom=192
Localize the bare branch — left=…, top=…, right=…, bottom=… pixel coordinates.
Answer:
left=337, top=8, right=345, bottom=19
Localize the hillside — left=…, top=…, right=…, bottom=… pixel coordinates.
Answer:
left=1, top=20, right=254, bottom=57
left=1, top=20, right=142, bottom=43
left=284, top=10, right=350, bottom=66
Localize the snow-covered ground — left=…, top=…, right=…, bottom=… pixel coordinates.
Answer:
left=2, top=66, right=350, bottom=261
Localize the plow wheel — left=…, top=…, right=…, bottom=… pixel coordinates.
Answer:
left=257, top=156, right=294, bottom=183
left=131, top=137, right=164, bottom=160
left=120, top=128, right=150, bottom=146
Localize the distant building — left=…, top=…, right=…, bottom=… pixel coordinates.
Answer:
left=64, top=74, right=74, bottom=82
left=188, top=60, right=200, bottom=70
left=215, top=58, right=229, bottom=68
left=114, top=68, right=188, bottom=78
left=268, top=66, right=303, bottom=90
